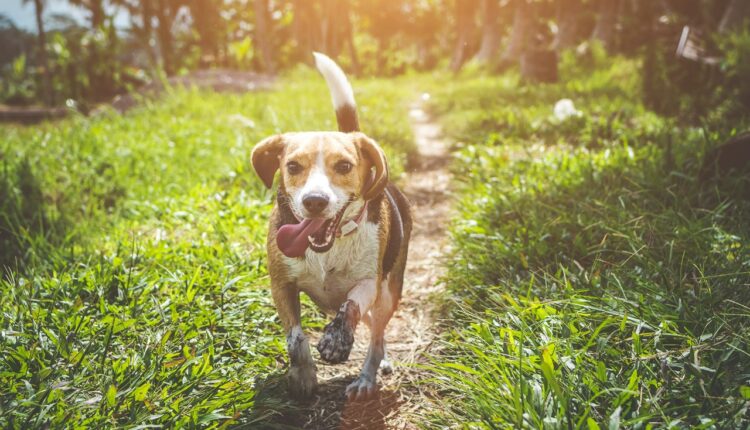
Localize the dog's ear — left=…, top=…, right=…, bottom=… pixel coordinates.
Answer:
left=251, top=135, right=286, bottom=189
left=354, top=133, right=389, bottom=200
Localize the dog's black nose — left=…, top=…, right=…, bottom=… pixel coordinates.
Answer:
left=303, top=194, right=329, bottom=215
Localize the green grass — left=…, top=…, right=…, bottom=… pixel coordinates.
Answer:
left=4, top=56, right=750, bottom=429
left=0, top=70, right=416, bottom=428
left=424, top=57, right=750, bottom=429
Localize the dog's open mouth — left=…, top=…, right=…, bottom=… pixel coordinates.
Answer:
left=276, top=203, right=350, bottom=258
left=307, top=207, right=347, bottom=252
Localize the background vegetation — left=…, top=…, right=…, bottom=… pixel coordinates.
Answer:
left=2, top=0, right=749, bottom=116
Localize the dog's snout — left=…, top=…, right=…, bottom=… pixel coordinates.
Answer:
left=302, top=193, right=330, bottom=215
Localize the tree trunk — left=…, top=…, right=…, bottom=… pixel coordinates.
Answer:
left=474, top=0, right=501, bottom=64
left=154, top=0, right=175, bottom=75
left=553, top=0, right=580, bottom=51
left=719, top=0, right=750, bottom=33
left=521, top=49, right=558, bottom=82
left=189, top=0, right=221, bottom=65
left=592, top=0, right=621, bottom=50
left=141, top=0, right=157, bottom=67
left=500, top=0, right=532, bottom=65
left=320, top=0, right=340, bottom=57
left=450, top=0, right=478, bottom=72
left=85, top=0, right=107, bottom=99
left=340, top=0, right=360, bottom=73
left=33, top=0, right=52, bottom=105
left=253, top=0, right=275, bottom=73
left=91, top=0, right=105, bottom=29
left=292, top=0, right=313, bottom=63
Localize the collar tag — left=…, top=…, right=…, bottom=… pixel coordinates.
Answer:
left=340, top=220, right=358, bottom=236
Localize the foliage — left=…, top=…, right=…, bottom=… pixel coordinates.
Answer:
left=424, top=58, right=750, bottom=428
left=2, top=0, right=748, bottom=115
left=0, top=71, right=415, bottom=428
left=0, top=54, right=37, bottom=104
left=720, top=27, right=750, bottom=111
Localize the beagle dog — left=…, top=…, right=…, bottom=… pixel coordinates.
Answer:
left=251, top=53, right=412, bottom=401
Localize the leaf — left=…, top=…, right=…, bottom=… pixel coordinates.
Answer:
left=596, top=360, right=607, bottom=382
left=133, top=382, right=151, bottom=402
left=609, top=406, right=621, bottom=430
left=540, top=347, right=562, bottom=398
left=587, top=417, right=601, bottom=430
left=519, top=252, right=529, bottom=269
left=740, top=385, right=750, bottom=399
left=231, top=36, right=253, bottom=63
left=106, top=384, right=117, bottom=407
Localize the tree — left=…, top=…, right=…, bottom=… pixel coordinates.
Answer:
left=253, top=0, right=274, bottom=73
left=187, top=0, right=222, bottom=66
left=23, top=0, right=52, bottom=105
left=325, top=0, right=358, bottom=70
left=291, top=0, right=315, bottom=63
left=474, top=0, right=501, bottom=64
left=553, top=0, right=581, bottom=51
left=68, top=0, right=105, bottom=28
left=69, top=0, right=119, bottom=100
left=719, top=0, right=750, bottom=33
left=153, top=0, right=184, bottom=75
left=113, top=0, right=158, bottom=68
left=450, top=0, right=478, bottom=72
left=592, top=0, right=621, bottom=50
left=500, top=0, right=532, bottom=65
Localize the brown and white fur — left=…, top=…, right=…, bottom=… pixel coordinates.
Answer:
left=251, top=53, right=412, bottom=401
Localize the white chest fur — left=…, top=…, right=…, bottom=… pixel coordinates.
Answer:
left=284, top=221, right=380, bottom=313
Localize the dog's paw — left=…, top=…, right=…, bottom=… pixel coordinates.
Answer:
left=345, top=375, right=378, bottom=401
left=317, top=300, right=359, bottom=364
left=379, top=358, right=393, bottom=375
left=288, top=364, right=317, bottom=399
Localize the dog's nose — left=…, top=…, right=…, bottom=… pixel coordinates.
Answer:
left=302, top=194, right=329, bottom=215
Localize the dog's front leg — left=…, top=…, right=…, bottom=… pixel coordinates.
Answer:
left=346, top=284, right=394, bottom=401
left=317, top=278, right=377, bottom=364
left=273, top=283, right=317, bottom=399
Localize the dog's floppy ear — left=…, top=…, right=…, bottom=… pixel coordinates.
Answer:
left=251, top=135, right=286, bottom=189
left=354, top=133, right=389, bottom=200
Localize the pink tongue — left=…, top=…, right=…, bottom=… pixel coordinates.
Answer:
left=277, top=218, right=327, bottom=258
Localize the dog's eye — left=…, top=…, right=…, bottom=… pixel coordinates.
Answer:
left=286, top=161, right=303, bottom=175
left=335, top=161, right=353, bottom=174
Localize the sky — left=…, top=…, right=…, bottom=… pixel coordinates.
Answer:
left=0, top=0, right=130, bottom=31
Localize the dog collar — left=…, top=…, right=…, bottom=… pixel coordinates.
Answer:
left=291, top=200, right=368, bottom=237
left=338, top=201, right=368, bottom=237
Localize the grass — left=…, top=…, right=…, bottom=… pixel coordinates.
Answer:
left=0, top=70, right=416, bottom=428
left=4, top=53, right=750, bottom=429
left=424, top=56, right=750, bottom=429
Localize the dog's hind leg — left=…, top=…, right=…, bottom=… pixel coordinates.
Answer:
left=317, top=278, right=377, bottom=364
left=273, top=283, right=317, bottom=399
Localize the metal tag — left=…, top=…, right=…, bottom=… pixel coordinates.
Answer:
left=340, top=220, right=358, bottom=236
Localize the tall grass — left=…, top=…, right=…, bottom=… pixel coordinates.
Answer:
left=0, top=71, right=415, bottom=428
left=425, top=57, right=750, bottom=429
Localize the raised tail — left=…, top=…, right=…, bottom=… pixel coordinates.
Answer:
left=313, top=52, right=360, bottom=133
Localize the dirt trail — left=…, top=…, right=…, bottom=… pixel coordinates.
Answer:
left=284, top=98, right=453, bottom=429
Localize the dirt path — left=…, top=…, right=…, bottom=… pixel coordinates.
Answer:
left=280, top=98, right=453, bottom=429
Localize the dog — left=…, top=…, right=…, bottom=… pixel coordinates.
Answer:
left=251, top=53, right=412, bottom=401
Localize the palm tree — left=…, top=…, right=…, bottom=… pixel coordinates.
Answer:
left=68, top=0, right=106, bottom=28
left=23, top=0, right=51, bottom=105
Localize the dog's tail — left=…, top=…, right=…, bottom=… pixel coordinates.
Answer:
left=313, top=52, right=359, bottom=133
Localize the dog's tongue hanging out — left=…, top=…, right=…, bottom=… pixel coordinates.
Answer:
left=276, top=219, right=327, bottom=258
